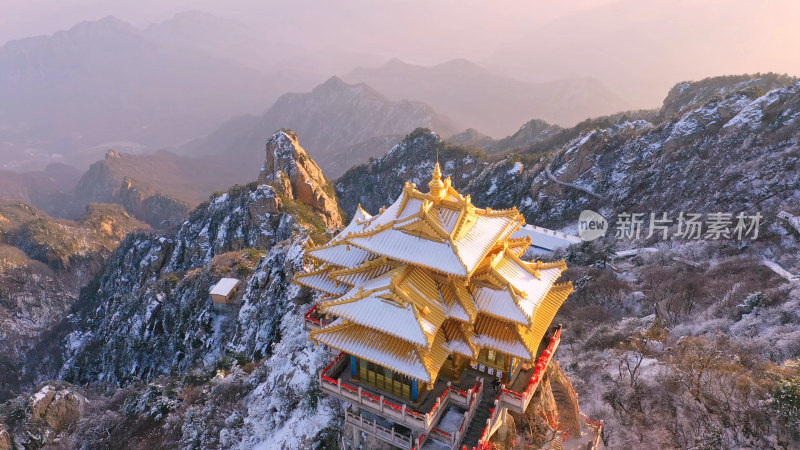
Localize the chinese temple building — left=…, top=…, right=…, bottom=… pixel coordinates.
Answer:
left=299, top=164, right=602, bottom=450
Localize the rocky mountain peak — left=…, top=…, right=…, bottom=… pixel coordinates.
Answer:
left=658, top=73, right=798, bottom=119
left=312, top=75, right=386, bottom=101
left=336, top=128, right=488, bottom=214
left=259, top=130, right=342, bottom=228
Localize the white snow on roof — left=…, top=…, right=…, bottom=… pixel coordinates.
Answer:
left=444, top=297, right=470, bottom=322
left=210, top=278, right=239, bottom=297
left=349, top=228, right=468, bottom=276
left=511, top=225, right=581, bottom=252
left=361, top=190, right=408, bottom=231
left=398, top=198, right=424, bottom=221
left=331, top=207, right=372, bottom=243
left=495, top=257, right=563, bottom=318
left=475, top=333, right=530, bottom=360
left=333, top=264, right=394, bottom=287
left=437, top=206, right=461, bottom=233
left=331, top=273, right=394, bottom=304
left=315, top=319, right=431, bottom=382
left=446, top=339, right=473, bottom=357
left=324, top=292, right=429, bottom=346
left=296, top=272, right=348, bottom=296
left=307, top=244, right=373, bottom=268
left=472, top=286, right=529, bottom=325
left=454, top=214, right=517, bottom=272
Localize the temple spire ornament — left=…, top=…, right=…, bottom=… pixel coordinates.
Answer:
left=428, top=161, right=445, bottom=197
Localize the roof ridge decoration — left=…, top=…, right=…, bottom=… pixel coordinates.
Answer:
left=301, top=166, right=574, bottom=382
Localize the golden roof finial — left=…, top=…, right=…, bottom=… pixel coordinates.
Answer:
left=428, top=155, right=445, bottom=197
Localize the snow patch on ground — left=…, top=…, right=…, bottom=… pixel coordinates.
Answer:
left=435, top=406, right=465, bottom=435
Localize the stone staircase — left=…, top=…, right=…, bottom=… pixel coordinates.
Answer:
left=550, top=365, right=581, bottom=438
left=461, top=387, right=499, bottom=448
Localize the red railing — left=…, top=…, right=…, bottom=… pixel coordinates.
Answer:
left=475, top=328, right=562, bottom=449
left=411, top=433, right=427, bottom=450
left=459, top=381, right=481, bottom=434
left=585, top=416, right=603, bottom=428
left=320, top=351, right=425, bottom=420
left=320, top=354, right=487, bottom=443
left=304, top=304, right=321, bottom=325
left=323, top=351, right=346, bottom=373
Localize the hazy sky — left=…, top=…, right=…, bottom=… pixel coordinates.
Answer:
left=0, top=1, right=607, bottom=44
left=3, top=0, right=800, bottom=106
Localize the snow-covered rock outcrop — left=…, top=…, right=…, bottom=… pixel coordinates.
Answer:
left=259, top=131, right=342, bottom=228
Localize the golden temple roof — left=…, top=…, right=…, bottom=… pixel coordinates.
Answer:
left=302, top=164, right=573, bottom=382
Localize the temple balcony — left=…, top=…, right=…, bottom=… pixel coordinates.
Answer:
left=320, top=350, right=485, bottom=437
left=321, top=327, right=570, bottom=449
left=303, top=304, right=334, bottom=330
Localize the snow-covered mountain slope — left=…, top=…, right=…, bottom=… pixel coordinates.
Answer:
left=335, top=128, right=488, bottom=215
left=0, top=132, right=345, bottom=448
left=3, top=75, right=800, bottom=449
left=335, top=73, right=800, bottom=449
left=339, top=74, right=800, bottom=233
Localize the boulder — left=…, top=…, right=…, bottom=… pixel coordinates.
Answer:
left=30, top=384, right=85, bottom=433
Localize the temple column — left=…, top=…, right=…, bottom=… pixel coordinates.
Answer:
left=452, top=354, right=463, bottom=383
left=350, top=355, right=358, bottom=378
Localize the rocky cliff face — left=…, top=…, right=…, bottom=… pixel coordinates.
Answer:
left=0, top=201, right=147, bottom=401
left=61, top=183, right=304, bottom=385
left=0, top=132, right=345, bottom=448
left=68, top=150, right=214, bottom=228
left=259, top=131, right=342, bottom=229
left=336, top=128, right=488, bottom=215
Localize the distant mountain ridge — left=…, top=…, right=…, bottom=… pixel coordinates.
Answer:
left=337, top=74, right=800, bottom=232
left=182, top=76, right=458, bottom=178
left=343, top=58, right=629, bottom=136
left=65, top=150, right=251, bottom=228
left=0, top=15, right=287, bottom=171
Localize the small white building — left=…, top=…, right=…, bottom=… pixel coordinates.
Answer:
left=210, top=278, right=240, bottom=305
left=512, top=224, right=582, bottom=256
